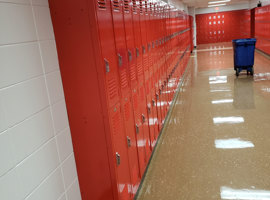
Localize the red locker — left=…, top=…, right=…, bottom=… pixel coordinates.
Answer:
left=49, top=0, right=192, bottom=199
left=131, top=88, right=147, bottom=176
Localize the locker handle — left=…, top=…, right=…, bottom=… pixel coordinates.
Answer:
left=156, top=93, right=159, bottom=100
left=142, top=46, right=146, bottom=54
left=147, top=105, right=151, bottom=114
left=136, top=48, right=140, bottom=57
left=118, top=53, right=122, bottom=67
left=127, top=136, right=131, bottom=148
left=152, top=99, right=155, bottom=106
left=135, top=124, right=139, bottom=134
left=128, top=50, right=132, bottom=61
left=152, top=42, right=155, bottom=49
left=104, top=59, right=110, bottom=73
left=148, top=43, right=151, bottom=51
left=142, top=114, right=146, bottom=123
left=116, top=152, right=121, bottom=166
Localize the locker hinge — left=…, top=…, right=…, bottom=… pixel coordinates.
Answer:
left=128, top=50, right=132, bottom=61
left=118, top=53, right=122, bottom=67
left=142, top=114, right=146, bottom=123
left=116, top=152, right=121, bottom=166
left=104, top=59, right=110, bottom=73
left=127, top=136, right=131, bottom=148
left=135, top=124, right=139, bottom=134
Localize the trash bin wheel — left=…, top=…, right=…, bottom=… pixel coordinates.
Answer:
left=250, top=67, right=254, bottom=76
left=236, top=68, right=240, bottom=77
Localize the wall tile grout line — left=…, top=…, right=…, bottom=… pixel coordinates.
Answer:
left=30, top=1, right=68, bottom=199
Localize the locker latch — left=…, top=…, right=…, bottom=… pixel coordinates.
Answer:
left=135, top=124, right=139, bottom=134
left=142, top=46, right=146, bottom=54
left=136, top=48, right=139, bottom=57
left=152, top=99, right=155, bottom=106
left=152, top=42, right=154, bottom=49
left=142, top=114, right=146, bottom=123
left=148, top=43, right=151, bottom=51
left=116, top=152, right=121, bottom=166
left=156, top=93, right=159, bottom=100
left=147, top=105, right=151, bottom=114
left=128, top=50, right=132, bottom=61
left=127, top=136, right=131, bottom=148
left=104, top=59, right=110, bottom=73
left=118, top=54, right=122, bottom=67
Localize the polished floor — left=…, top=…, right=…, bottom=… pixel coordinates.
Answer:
left=136, top=42, right=270, bottom=200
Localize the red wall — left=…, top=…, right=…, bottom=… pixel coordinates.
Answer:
left=255, top=5, right=270, bottom=55
left=196, top=10, right=250, bottom=44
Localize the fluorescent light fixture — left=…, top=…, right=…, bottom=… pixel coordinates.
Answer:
left=212, top=99, right=233, bottom=104
left=209, top=0, right=230, bottom=4
left=215, top=138, right=254, bottom=149
left=208, top=3, right=226, bottom=7
left=220, top=186, right=270, bottom=200
left=213, top=117, right=244, bottom=124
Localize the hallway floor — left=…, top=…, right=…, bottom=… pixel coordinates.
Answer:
left=136, top=42, right=270, bottom=200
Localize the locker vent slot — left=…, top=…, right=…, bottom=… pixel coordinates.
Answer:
left=113, top=0, right=120, bottom=11
left=120, top=69, right=129, bottom=89
left=144, top=0, right=148, bottom=14
left=139, top=0, right=143, bottom=14
left=97, top=0, right=106, bottom=9
left=107, top=76, right=118, bottom=100
left=137, top=62, right=143, bottom=77
left=124, top=0, right=130, bottom=12
left=132, top=0, right=137, bottom=13
left=130, top=63, right=137, bottom=81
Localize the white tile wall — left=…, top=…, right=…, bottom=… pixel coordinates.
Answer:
left=0, top=1, right=81, bottom=200
left=66, top=179, right=82, bottom=200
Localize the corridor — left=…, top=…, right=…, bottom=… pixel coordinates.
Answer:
left=136, top=43, right=270, bottom=200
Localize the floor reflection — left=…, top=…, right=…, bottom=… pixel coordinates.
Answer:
left=233, top=77, right=255, bottom=109
left=220, top=186, right=270, bottom=200
left=215, top=138, right=254, bottom=149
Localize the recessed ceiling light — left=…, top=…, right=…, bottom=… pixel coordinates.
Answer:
left=208, top=3, right=226, bottom=7
left=209, top=0, right=230, bottom=4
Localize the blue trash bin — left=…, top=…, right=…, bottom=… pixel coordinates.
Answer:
left=232, top=38, right=256, bottom=76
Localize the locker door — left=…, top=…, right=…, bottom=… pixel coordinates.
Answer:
left=121, top=96, right=140, bottom=196
left=109, top=104, right=132, bottom=200
left=151, top=90, right=159, bottom=144
left=131, top=88, right=147, bottom=175
left=96, top=0, right=120, bottom=108
left=111, top=0, right=130, bottom=97
left=139, top=84, right=152, bottom=161
left=140, top=0, right=149, bottom=82
left=132, top=0, right=144, bottom=84
left=123, top=0, right=137, bottom=90
left=146, top=93, right=155, bottom=148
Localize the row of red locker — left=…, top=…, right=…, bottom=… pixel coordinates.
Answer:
left=49, top=0, right=192, bottom=200
left=255, top=5, right=270, bottom=55
left=196, top=9, right=249, bottom=44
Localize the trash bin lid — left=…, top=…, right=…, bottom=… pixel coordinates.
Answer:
left=232, top=38, right=257, bottom=45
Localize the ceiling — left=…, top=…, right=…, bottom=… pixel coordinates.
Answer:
left=182, top=0, right=250, bottom=8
